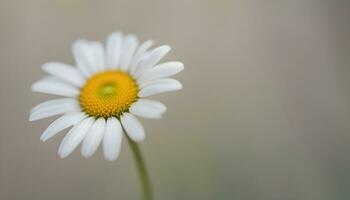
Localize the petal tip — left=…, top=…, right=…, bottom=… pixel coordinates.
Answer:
left=81, top=150, right=92, bottom=158
left=178, top=63, right=185, bottom=71
left=162, top=45, right=171, bottom=53
left=40, top=135, right=46, bottom=142
left=29, top=115, right=37, bottom=122
left=132, top=136, right=145, bottom=143
left=58, top=151, right=67, bottom=159
left=104, top=154, right=118, bottom=161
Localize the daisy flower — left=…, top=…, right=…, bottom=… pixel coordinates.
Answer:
left=29, top=32, right=183, bottom=161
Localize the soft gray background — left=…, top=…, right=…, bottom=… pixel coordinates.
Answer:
left=1, top=0, right=350, bottom=199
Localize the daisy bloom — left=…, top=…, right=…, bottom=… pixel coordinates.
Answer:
left=29, top=32, right=183, bottom=161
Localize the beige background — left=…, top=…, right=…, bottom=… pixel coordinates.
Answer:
left=1, top=0, right=350, bottom=199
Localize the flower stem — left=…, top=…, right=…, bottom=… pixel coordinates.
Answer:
left=127, top=136, right=153, bottom=200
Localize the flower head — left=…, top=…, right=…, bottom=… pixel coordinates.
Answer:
left=29, top=32, right=183, bottom=161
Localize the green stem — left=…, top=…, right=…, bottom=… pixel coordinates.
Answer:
left=127, top=136, right=153, bottom=200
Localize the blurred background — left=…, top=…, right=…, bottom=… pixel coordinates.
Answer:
left=0, top=0, right=349, bottom=199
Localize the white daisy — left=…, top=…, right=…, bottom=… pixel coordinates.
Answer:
left=29, top=32, right=183, bottom=161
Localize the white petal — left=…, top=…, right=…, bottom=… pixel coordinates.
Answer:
left=89, top=41, right=105, bottom=72
left=72, top=39, right=99, bottom=76
left=130, top=99, right=166, bottom=119
left=121, top=113, right=145, bottom=142
left=81, top=117, right=106, bottom=158
left=42, top=62, right=86, bottom=87
left=119, top=34, right=139, bottom=72
left=137, top=61, right=184, bottom=83
left=105, top=32, right=123, bottom=69
left=137, top=99, right=167, bottom=112
left=58, top=117, right=94, bottom=158
left=40, top=112, right=86, bottom=142
left=103, top=117, right=123, bottom=161
left=29, top=98, right=79, bottom=121
left=138, top=78, right=182, bottom=97
left=30, top=98, right=76, bottom=113
left=130, top=40, right=153, bottom=74
left=134, top=45, right=171, bottom=78
left=31, top=79, right=79, bottom=97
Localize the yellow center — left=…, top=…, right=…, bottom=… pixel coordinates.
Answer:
left=79, top=70, right=138, bottom=118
